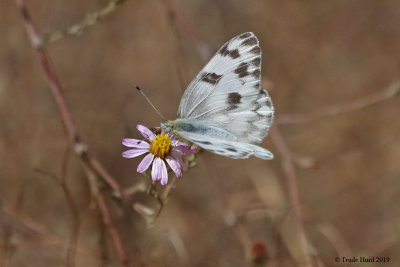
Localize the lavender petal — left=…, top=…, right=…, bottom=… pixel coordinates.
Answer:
left=160, top=160, right=168, bottom=185
left=122, top=138, right=150, bottom=149
left=171, top=150, right=187, bottom=171
left=136, top=124, right=156, bottom=141
left=166, top=156, right=182, bottom=178
left=151, top=157, right=163, bottom=181
left=122, top=148, right=149, bottom=158
left=137, top=153, right=154, bottom=173
left=175, top=144, right=197, bottom=155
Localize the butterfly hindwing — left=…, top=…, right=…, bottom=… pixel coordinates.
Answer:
left=177, top=130, right=273, bottom=160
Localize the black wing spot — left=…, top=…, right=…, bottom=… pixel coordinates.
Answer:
left=228, top=49, right=240, bottom=59
left=226, top=92, right=242, bottom=111
left=238, top=32, right=252, bottom=39
left=208, top=72, right=222, bottom=80
left=227, top=92, right=242, bottom=105
left=241, top=36, right=258, bottom=47
left=252, top=69, right=261, bottom=79
left=219, top=43, right=229, bottom=56
left=219, top=43, right=241, bottom=59
left=198, top=141, right=212, bottom=145
left=234, top=62, right=249, bottom=78
left=250, top=46, right=261, bottom=54
left=251, top=57, right=261, bottom=67
left=226, top=147, right=237, bottom=152
left=266, top=99, right=273, bottom=109
left=200, top=72, right=222, bottom=85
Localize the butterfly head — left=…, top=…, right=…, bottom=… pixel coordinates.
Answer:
left=160, top=121, right=174, bottom=133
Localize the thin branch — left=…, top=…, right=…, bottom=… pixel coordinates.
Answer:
left=42, top=0, right=129, bottom=46
left=132, top=153, right=199, bottom=225
left=167, top=12, right=189, bottom=91
left=59, top=171, right=80, bottom=267
left=160, top=0, right=215, bottom=60
left=89, top=157, right=123, bottom=198
left=1, top=200, right=100, bottom=261
left=96, top=193, right=128, bottom=265
left=276, top=81, right=400, bottom=125
left=14, top=0, right=123, bottom=196
left=17, top=0, right=123, bottom=198
left=59, top=142, right=80, bottom=267
left=161, top=176, right=178, bottom=201
left=61, top=181, right=80, bottom=267
left=35, top=167, right=80, bottom=267
left=270, top=127, right=302, bottom=223
left=16, top=0, right=77, bottom=138
left=168, top=228, right=189, bottom=266
left=134, top=176, right=178, bottom=226
left=81, top=162, right=128, bottom=265
left=15, top=0, right=127, bottom=265
left=0, top=225, right=16, bottom=267
left=316, top=222, right=353, bottom=257
left=270, top=126, right=317, bottom=266
left=202, top=156, right=252, bottom=254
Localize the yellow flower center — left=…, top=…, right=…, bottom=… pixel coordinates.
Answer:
left=150, top=133, right=171, bottom=159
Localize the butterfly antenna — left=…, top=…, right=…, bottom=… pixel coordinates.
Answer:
left=135, top=86, right=165, bottom=120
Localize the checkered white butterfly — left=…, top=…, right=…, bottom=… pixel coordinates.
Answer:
left=161, top=32, right=274, bottom=159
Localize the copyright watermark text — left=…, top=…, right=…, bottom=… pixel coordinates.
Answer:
left=334, top=256, right=391, bottom=263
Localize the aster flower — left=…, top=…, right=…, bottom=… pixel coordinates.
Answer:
left=122, top=125, right=197, bottom=185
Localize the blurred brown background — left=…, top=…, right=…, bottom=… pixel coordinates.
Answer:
left=1, top=0, right=400, bottom=266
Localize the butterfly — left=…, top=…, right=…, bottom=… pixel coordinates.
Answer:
left=161, top=32, right=274, bottom=160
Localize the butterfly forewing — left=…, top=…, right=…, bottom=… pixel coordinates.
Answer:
left=178, top=32, right=262, bottom=117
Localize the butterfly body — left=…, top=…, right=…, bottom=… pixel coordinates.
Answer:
left=162, top=120, right=238, bottom=140
left=161, top=32, right=274, bottom=160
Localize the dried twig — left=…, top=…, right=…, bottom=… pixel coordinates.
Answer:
left=57, top=143, right=80, bottom=267
left=96, top=193, right=127, bottom=264
left=276, top=82, right=400, bottom=125
left=15, top=0, right=122, bottom=197
left=133, top=176, right=178, bottom=226
left=202, top=156, right=252, bottom=253
left=270, top=126, right=317, bottom=266
left=1, top=201, right=100, bottom=261
left=61, top=183, right=80, bottom=266
left=42, top=0, right=128, bottom=46
left=132, top=153, right=198, bottom=225
left=270, top=127, right=303, bottom=223
left=168, top=228, right=189, bottom=266
left=35, top=167, right=80, bottom=267
left=317, top=222, right=353, bottom=257
left=166, top=12, right=189, bottom=91
left=160, top=0, right=215, bottom=60
left=15, top=0, right=127, bottom=265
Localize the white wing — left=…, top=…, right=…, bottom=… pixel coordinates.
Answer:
left=177, top=32, right=274, bottom=145
left=172, top=32, right=274, bottom=160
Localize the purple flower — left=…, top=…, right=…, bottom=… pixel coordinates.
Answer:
left=122, top=125, right=197, bottom=185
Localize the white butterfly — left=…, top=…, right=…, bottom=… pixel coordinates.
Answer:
left=161, top=32, right=274, bottom=160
